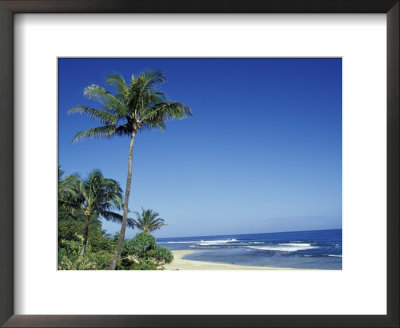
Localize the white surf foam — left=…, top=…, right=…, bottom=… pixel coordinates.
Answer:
left=163, top=241, right=199, bottom=244
left=247, top=244, right=318, bottom=252
left=162, top=238, right=238, bottom=245
left=279, top=243, right=312, bottom=247
left=198, top=238, right=238, bottom=246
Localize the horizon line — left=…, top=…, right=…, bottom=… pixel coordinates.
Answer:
left=155, top=227, right=342, bottom=240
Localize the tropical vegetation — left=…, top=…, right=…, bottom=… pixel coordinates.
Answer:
left=58, top=166, right=173, bottom=270
left=67, top=170, right=124, bottom=256
left=119, top=232, right=173, bottom=270
left=68, top=69, right=192, bottom=269
left=132, top=208, right=166, bottom=233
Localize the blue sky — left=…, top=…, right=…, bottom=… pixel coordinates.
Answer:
left=58, top=58, right=342, bottom=238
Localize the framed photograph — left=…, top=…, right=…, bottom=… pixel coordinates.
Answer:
left=0, top=0, right=398, bottom=327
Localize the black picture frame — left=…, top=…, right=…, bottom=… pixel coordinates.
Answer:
left=0, top=1, right=398, bottom=327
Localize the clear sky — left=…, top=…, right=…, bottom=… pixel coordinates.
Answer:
left=58, top=58, right=342, bottom=238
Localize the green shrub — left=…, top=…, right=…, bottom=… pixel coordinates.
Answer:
left=85, top=250, right=114, bottom=270
left=58, top=255, right=97, bottom=270
left=118, top=232, right=173, bottom=270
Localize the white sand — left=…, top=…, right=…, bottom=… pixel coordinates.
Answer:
left=164, top=250, right=289, bottom=270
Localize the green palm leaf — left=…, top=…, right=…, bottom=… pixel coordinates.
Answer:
left=106, top=73, right=128, bottom=98
left=132, top=208, right=166, bottom=233
left=84, top=85, right=127, bottom=116
left=69, top=106, right=118, bottom=124
left=140, top=101, right=192, bottom=124
left=72, top=125, right=116, bottom=143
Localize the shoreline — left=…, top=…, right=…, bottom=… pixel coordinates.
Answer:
left=164, top=250, right=290, bottom=270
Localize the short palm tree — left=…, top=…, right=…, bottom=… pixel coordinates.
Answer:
left=72, top=170, right=124, bottom=256
left=58, top=165, right=80, bottom=217
left=69, top=69, right=192, bottom=269
left=133, top=208, right=166, bottom=233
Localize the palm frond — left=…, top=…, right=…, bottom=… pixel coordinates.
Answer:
left=100, top=211, right=135, bottom=229
left=132, top=208, right=166, bottom=232
left=58, top=165, right=64, bottom=182
left=69, top=106, right=118, bottom=125
left=58, top=173, right=82, bottom=214
left=106, top=73, right=128, bottom=93
left=106, top=73, right=128, bottom=97
left=150, top=91, right=166, bottom=104
left=114, top=124, right=133, bottom=137
left=100, top=211, right=122, bottom=222
left=72, top=125, right=116, bottom=143
left=140, top=69, right=166, bottom=88
left=79, top=180, right=88, bottom=202
left=127, top=70, right=166, bottom=114
left=138, top=102, right=191, bottom=132
left=127, top=218, right=135, bottom=229
left=84, top=85, right=127, bottom=116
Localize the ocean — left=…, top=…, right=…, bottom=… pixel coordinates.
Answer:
left=157, top=229, right=342, bottom=270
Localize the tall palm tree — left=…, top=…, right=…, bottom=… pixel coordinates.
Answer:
left=69, top=70, right=192, bottom=269
left=132, top=208, right=166, bottom=233
left=72, top=170, right=124, bottom=256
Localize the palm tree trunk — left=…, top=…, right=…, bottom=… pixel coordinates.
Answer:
left=80, top=213, right=91, bottom=257
left=110, top=132, right=136, bottom=269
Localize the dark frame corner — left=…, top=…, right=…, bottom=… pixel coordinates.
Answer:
left=0, top=0, right=398, bottom=327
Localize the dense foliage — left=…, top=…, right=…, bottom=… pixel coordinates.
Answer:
left=58, top=214, right=115, bottom=270
left=58, top=218, right=173, bottom=270
left=58, top=167, right=173, bottom=270
left=118, top=232, right=173, bottom=270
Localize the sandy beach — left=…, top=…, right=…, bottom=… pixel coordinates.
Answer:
left=164, top=250, right=286, bottom=270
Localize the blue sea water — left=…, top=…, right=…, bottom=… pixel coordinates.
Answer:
left=157, top=229, right=342, bottom=270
